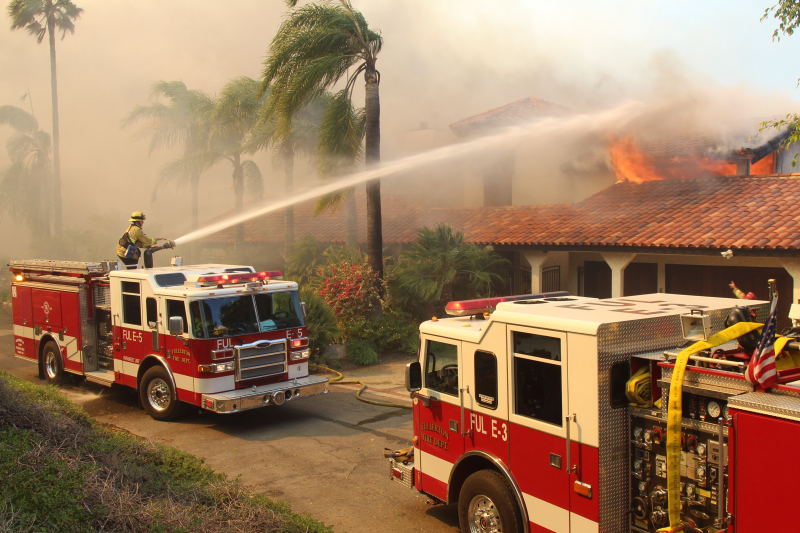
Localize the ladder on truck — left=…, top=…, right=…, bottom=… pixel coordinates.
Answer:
left=9, top=259, right=113, bottom=276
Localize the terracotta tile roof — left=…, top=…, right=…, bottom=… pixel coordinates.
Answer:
left=464, top=174, right=800, bottom=250
left=202, top=175, right=800, bottom=253
left=449, top=97, right=572, bottom=136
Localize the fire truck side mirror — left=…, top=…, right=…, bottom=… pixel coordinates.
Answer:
left=169, top=316, right=184, bottom=336
left=406, top=362, right=422, bottom=392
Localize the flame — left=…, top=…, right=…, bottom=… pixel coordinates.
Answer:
left=607, top=135, right=769, bottom=184
left=608, top=135, right=662, bottom=183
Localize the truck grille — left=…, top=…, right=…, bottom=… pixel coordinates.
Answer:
left=235, top=340, right=287, bottom=381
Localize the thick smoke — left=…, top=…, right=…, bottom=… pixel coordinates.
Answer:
left=0, top=0, right=798, bottom=261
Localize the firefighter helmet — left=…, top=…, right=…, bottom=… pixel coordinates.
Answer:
left=129, top=211, right=146, bottom=222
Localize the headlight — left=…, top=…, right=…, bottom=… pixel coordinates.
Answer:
left=291, top=349, right=310, bottom=361
left=212, top=361, right=234, bottom=372
left=198, top=361, right=235, bottom=373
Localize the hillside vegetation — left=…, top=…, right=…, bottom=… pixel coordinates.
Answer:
left=0, top=371, right=333, bottom=533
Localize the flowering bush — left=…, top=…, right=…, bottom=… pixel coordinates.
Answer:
left=318, top=261, right=380, bottom=322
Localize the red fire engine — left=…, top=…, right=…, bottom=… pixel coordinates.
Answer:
left=9, top=258, right=328, bottom=420
left=391, top=292, right=800, bottom=533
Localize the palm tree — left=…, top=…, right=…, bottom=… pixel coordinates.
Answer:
left=207, top=76, right=265, bottom=250
left=393, top=224, right=508, bottom=314
left=122, top=80, right=215, bottom=259
left=8, top=0, right=83, bottom=239
left=246, top=90, right=326, bottom=258
left=0, top=105, right=52, bottom=238
left=261, top=0, right=384, bottom=282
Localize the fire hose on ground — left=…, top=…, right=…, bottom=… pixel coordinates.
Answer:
left=310, top=364, right=412, bottom=409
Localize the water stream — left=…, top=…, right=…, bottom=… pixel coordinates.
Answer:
left=174, top=100, right=646, bottom=246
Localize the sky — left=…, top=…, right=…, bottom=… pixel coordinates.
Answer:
left=1, top=0, right=799, bottom=257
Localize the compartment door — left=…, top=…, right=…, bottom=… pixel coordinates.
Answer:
left=416, top=334, right=465, bottom=502
left=32, top=289, right=63, bottom=328
left=507, top=327, right=571, bottom=533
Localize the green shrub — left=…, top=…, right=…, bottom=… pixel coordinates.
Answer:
left=338, top=310, right=419, bottom=354
left=345, top=338, right=380, bottom=366
left=300, top=288, right=339, bottom=362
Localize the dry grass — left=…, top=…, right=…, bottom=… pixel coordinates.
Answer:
left=0, top=372, right=333, bottom=533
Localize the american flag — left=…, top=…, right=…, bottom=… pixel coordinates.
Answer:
left=745, top=294, right=778, bottom=389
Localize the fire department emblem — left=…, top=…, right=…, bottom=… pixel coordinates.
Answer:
left=15, top=338, right=25, bottom=355
left=41, top=301, right=51, bottom=315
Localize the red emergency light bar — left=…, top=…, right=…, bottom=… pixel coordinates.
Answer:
left=196, top=270, right=282, bottom=286
left=445, top=291, right=570, bottom=316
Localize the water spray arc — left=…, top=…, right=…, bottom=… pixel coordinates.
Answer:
left=173, top=100, right=647, bottom=246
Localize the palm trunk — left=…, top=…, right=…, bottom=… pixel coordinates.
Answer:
left=233, top=154, right=244, bottom=250
left=283, top=142, right=295, bottom=259
left=48, top=19, right=62, bottom=238
left=345, top=188, right=357, bottom=247
left=190, top=171, right=200, bottom=264
left=364, top=66, right=382, bottom=283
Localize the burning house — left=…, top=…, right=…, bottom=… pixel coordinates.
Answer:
left=202, top=96, right=800, bottom=323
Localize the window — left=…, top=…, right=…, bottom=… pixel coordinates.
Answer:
left=542, top=266, right=560, bottom=293
left=474, top=351, right=498, bottom=409
left=425, top=339, right=459, bottom=397
left=189, top=296, right=259, bottom=338
left=254, top=292, right=304, bottom=331
left=166, top=299, right=188, bottom=334
left=146, top=298, right=157, bottom=328
left=121, top=281, right=141, bottom=326
left=513, top=331, right=562, bottom=426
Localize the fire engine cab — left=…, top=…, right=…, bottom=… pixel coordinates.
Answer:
left=392, top=292, right=800, bottom=533
left=9, top=259, right=328, bottom=420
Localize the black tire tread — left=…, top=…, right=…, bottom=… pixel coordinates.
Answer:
left=139, top=366, right=186, bottom=421
left=458, top=469, right=521, bottom=533
left=41, top=340, right=64, bottom=386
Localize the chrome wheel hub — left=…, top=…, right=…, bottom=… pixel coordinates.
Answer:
left=147, top=378, right=171, bottom=412
left=468, top=495, right=502, bottom=533
left=45, top=351, right=58, bottom=379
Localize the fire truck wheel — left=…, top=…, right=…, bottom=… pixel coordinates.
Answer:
left=42, top=341, right=64, bottom=385
left=458, top=470, right=521, bottom=533
left=140, top=366, right=185, bottom=421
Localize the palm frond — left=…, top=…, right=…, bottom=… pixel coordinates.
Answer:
left=316, top=89, right=365, bottom=177
left=155, top=150, right=219, bottom=191
left=313, top=188, right=352, bottom=216
left=0, top=105, right=38, bottom=134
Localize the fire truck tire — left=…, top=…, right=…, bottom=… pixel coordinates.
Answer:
left=139, top=366, right=186, bottom=421
left=42, top=341, right=64, bottom=385
left=458, top=470, right=521, bottom=533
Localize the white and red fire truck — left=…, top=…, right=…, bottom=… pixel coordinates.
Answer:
left=391, top=292, right=800, bottom=533
left=9, top=258, right=328, bottom=420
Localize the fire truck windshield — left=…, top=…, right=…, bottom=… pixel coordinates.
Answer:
left=189, top=291, right=304, bottom=339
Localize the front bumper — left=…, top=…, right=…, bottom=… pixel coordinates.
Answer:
left=200, top=375, right=329, bottom=413
left=389, top=458, right=415, bottom=489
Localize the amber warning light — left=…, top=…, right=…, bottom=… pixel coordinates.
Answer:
left=445, top=292, right=570, bottom=316
left=196, top=271, right=282, bottom=286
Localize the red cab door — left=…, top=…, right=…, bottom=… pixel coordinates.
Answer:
left=507, top=327, right=571, bottom=533
left=416, top=334, right=465, bottom=501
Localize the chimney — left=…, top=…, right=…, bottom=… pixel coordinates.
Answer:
left=736, top=158, right=751, bottom=176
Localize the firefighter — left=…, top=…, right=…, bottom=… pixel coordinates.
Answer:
left=729, top=281, right=756, bottom=300
left=116, top=212, right=169, bottom=268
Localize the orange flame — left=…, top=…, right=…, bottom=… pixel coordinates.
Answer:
left=608, top=135, right=662, bottom=183
left=607, top=135, right=761, bottom=183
